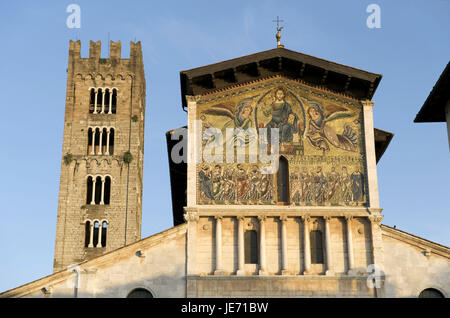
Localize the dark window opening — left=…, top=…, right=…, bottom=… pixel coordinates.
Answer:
left=93, top=221, right=99, bottom=248
left=86, top=176, right=93, bottom=204
left=84, top=221, right=91, bottom=248
left=277, top=156, right=289, bottom=204
left=104, top=176, right=111, bottom=205
left=89, top=89, right=95, bottom=113
left=419, top=288, right=445, bottom=298
left=104, top=89, right=110, bottom=113
left=244, top=230, right=258, bottom=264
left=111, top=89, right=117, bottom=114
left=109, top=128, right=115, bottom=155
left=94, top=176, right=102, bottom=204
left=87, top=128, right=93, bottom=154
left=310, top=230, right=324, bottom=264
left=94, top=128, right=100, bottom=155
left=101, top=128, right=107, bottom=154
left=127, top=288, right=154, bottom=298
left=101, top=221, right=107, bottom=247
left=96, top=89, right=103, bottom=111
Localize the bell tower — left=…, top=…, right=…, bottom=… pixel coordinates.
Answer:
left=53, top=40, right=146, bottom=272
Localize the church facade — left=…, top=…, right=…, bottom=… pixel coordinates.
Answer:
left=1, top=40, right=449, bottom=298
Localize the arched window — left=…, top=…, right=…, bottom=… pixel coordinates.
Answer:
left=310, top=230, right=324, bottom=264
left=93, top=221, right=100, bottom=247
left=109, top=128, right=115, bottom=155
left=94, top=176, right=102, bottom=204
left=127, top=288, right=154, bottom=298
left=89, top=87, right=116, bottom=114
left=89, top=88, right=96, bottom=113
left=419, top=288, right=445, bottom=298
left=277, top=156, right=289, bottom=204
left=104, top=176, right=111, bottom=204
left=86, top=176, right=93, bottom=204
left=87, top=127, right=114, bottom=155
left=104, top=88, right=110, bottom=113
left=84, top=221, right=91, bottom=248
left=96, top=88, right=103, bottom=113
left=111, top=88, right=117, bottom=114
left=86, top=175, right=112, bottom=205
left=244, top=230, right=258, bottom=264
left=101, top=221, right=108, bottom=247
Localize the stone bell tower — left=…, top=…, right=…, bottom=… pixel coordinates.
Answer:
left=53, top=40, right=146, bottom=272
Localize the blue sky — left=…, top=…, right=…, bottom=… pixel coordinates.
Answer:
left=0, top=0, right=449, bottom=292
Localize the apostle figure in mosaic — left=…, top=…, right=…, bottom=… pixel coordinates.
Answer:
left=299, top=167, right=311, bottom=204
left=211, top=165, right=225, bottom=200
left=327, top=166, right=341, bottom=205
left=351, top=168, right=365, bottom=203
left=236, top=164, right=249, bottom=200
left=259, top=174, right=273, bottom=202
left=313, top=166, right=328, bottom=205
left=340, top=166, right=352, bottom=205
left=222, top=168, right=237, bottom=203
left=291, top=167, right=302, bottom=205
left=246, top=165, right=261, bottom=201
left=199, top=165, right=215, bottom=201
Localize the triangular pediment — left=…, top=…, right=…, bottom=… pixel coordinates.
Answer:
left=180, top=47, right=382, bottom=109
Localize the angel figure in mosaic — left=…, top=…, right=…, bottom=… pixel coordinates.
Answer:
left=305, top=101, right=358, bottom=155
left=201, top=97, right=258, bottom=149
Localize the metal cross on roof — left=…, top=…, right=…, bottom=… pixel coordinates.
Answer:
left=272, top=16, right=285, bottom=48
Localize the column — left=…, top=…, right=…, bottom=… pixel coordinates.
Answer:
left=105, top=128, right=111, bottom=155
left=186, top=96, right=199, bottom=206
left=101, top=88, right=105, bottom=114
left=184, top=210, right=199, bottom=277
left=108, top=89, right=113, bottom=114
left=258, top=216, right=267, bottom=275
left=280, top=216, right=289, bottom=275
left=90, top=128, right=95, bottom=155
left=100, top=177, right=105, bottom=205
left=98, top=223, right=103, bottom=248
left=345, top=216, right=356, bottom=275
left=302, top=215, right=311, bottom=275
left=362, top=100, right=379, bottom=208
left=90, top=177, right=96, bottom=205
left=214, top=215, right=224, bottom=275
left=324, top=216, right=334, bottom=276
left=88, top=223, right=94, bottom=247
left=369, top=215, right=385, bottom=296
left=236, top=216, right=245, bottom=276
left=94, top=89, right=98, bottom=114
left=98, top=129, right=103, bottom=155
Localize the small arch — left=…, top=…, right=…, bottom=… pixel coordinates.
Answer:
left=419, top=288, right=445, bottom=298
left=127, top=288, right=154, bottom=298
